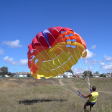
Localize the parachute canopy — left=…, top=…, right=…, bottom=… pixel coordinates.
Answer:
left=28, top=26, right=87, bottom=79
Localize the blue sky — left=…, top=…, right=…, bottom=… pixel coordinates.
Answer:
left=0, top=0, right=112, bottom=73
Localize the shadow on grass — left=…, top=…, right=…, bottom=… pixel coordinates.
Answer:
left=18, top=98, right=67, bottom=105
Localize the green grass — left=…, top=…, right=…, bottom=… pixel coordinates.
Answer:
left=0, top=78, right=112, bottom=112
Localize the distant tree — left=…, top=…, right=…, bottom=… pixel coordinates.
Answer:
left=0, top=71, right=2, bottom=76
left=27, top=73, right=32, bottom=77
left=83, top=70, right=93, bottom=78
left=100, top=74, right=106, bottom=77
left=0, top=66, right=8, bottom=77
left=94, top=71, right=100, bottom=75
left=7, top=72, right=15, bottom=77
left=96, top=71, right=99, bottom=74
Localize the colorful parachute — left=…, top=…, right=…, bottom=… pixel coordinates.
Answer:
left=28, top=26, right=87, bottom=79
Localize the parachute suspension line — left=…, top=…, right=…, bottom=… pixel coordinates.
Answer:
left=62, top=32, right=87, bottom=96
left=58, top=78, right=85, bottom=99
left=71, top=42, right=91, bottom=93
left=69, top=38, right=90, bottom=94
left=83, top=58, right=92, bottom=92
left=87, top=76, right=91, bottom=92
left=56, top=32, right=86, bottom=97
left=81, top=57, right=92, bottom=92
left=59, top=41, right=87, bottom=98
left=74, top=48, right=84, bottom=94
left=84, top=58, right=98, bottom=92
left=62, top=31, right=90, bottom=95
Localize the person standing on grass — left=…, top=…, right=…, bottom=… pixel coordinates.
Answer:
left=81, top=86, right=99, bottom=112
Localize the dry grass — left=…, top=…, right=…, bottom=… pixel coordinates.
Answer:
left=0, top=78, right=112, bottom=112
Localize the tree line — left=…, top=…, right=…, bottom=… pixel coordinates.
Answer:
left=0, top=66, right=15, bottom=77
left=65, top=69, right=109, bottom=78
left=0, top=66, right=110, bottom=78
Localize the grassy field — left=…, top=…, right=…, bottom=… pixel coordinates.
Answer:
left=0, top=78, right=112, bottom=112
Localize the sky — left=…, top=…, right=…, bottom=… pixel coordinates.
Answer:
left=0, top=0, right=112, bottom=73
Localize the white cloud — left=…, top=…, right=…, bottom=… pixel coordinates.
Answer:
left=3, top=40, right=22, bottom=48
left=102, top=64, right=112, bottom=70
left=104, top=56, right=112, bottom=61
left=86, top=49, right=94, bottom=58
left=100, top=62, right=105, bottom=66
left=91, top=45, right=96, bottom=49
left=19, top=59, right=28, bottom=65
left=84, top=59, right=97, bottom=65
left=3, top=56, right=27, bottom=66
left=0, top=48, right=4, bottom=55
left=3, top=56, right=17, bottom=65
left=100, top=60, right=112, bottom=71
left=100, top=56, right=112, bottom=71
